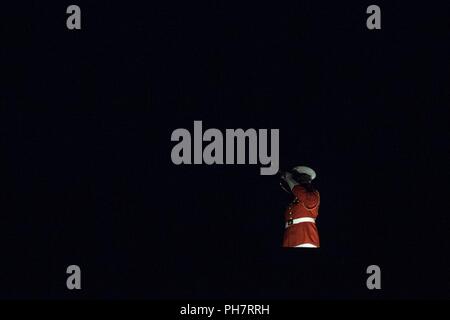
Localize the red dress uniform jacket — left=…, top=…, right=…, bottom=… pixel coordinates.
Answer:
left=282, top=185, right=320, bottom=247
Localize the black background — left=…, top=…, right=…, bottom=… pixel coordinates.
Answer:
left=1, top=1, right=449, bottom=299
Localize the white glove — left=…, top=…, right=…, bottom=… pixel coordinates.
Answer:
left=281, top=171, right=298, bottom=190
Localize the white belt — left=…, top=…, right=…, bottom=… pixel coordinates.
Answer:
left=285, top=217, right=315, bottom=228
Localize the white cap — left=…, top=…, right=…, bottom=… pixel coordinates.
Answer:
left=292, top=166, right=316, bottom=181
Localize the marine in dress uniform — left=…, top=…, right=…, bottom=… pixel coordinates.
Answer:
left=280, top=166, right=320, bottom=248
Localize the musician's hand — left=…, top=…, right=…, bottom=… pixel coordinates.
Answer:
left=281, top=171, right=293, bottom=181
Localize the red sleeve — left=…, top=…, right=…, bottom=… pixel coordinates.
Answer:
left=292, top=185, right=307, bottom=199
left=292, top=185, right=319, bottom=208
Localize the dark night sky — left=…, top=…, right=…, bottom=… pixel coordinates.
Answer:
left=0, top=1, right=449, bottom=299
